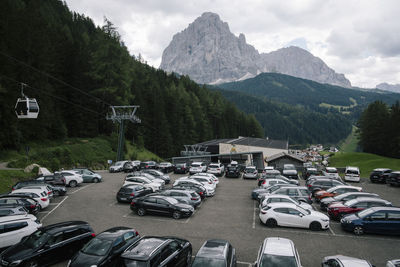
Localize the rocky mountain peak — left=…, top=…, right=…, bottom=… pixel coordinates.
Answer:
left=160, top=13, right=351, bottom=87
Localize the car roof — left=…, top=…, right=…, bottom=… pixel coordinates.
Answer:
left=42, top=221, right=91, bottom=235
left=329, top=185, right=361, bottom=191
left=197, top=239, right=229, bottom=259
left=347, top=197, right=389, bottom=203
left=97, top=227, right=135, bottom=240
left=262, top=237, right=296, bottom=257
left=331, top=255, right=372, bottom=267
left=0, top=214, right=35, bottom=223
left=372, top=168, right=391, bottom=171
left=122, top=236, right=168, bottom=260
left=12, top=188, right=45, bottom=194
left=368, top=206, right=400, bottom=212
left=346, top=166, right=359, bottom=170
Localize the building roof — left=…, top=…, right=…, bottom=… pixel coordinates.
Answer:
left=265, top=152, right=305, bottom=163
left=194, top=137, right=288, bottom=150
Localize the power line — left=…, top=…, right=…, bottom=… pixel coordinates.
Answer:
left=0, top=50, right=113, bottom=107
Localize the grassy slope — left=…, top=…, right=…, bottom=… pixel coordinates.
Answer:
left=339, top=126, right=359, bottom=153
left=329, top=152, right=400, bottom=178
left=0, top=170, right=34, bottom=194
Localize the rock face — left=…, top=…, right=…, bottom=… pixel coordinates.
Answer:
left=160, top=12, right=352, bottom=88
left=376, top=83, right=400, bottom=93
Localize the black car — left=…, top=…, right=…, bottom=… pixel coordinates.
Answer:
left=0, top=195, right=40, bottom=214
left=68, top=227, right=140, bottom=267
left=192, top=239, right=237, bottom=267
left=36, top=174, right=66, bottom=186
left=0, top=221, right=95, bottom=267
left=302, top=167, right=320, bottom=180
left=116, top=185, right=153, bottom=203
left=174, top=163, right=189, bottom=174
left=370, top=168, right=392, bottom=183
left=119, top=236, right=192, bottom=267
left=389, top=171, right=400, bottom=186
left=139, top=161, right=157, bottom=170
left=172, top=185, right=207, bottom=200
left=123, top=162, right=138, bottom=173
left=12, top=180, right=66, bottom=197
left=130, top=195, right=194, bottom=219
left=225, top=165, right=240, bottom=178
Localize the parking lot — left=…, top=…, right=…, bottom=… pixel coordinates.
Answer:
left=40, top=172, right=400, bottom=267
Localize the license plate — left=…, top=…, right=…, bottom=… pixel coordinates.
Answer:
left=120, top=198, right=127, bottom=201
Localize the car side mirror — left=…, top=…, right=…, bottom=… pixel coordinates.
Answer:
left=299, top=213, right=304, bottom=217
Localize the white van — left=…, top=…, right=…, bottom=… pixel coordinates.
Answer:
left=0, top=214, right=42, bottom=249
left=344, top=166, right=360, bottom=182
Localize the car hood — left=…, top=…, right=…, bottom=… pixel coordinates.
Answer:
left=342, top=213, right=359, bottom=221
left=315, top=190, right=328, bottom=196
left=321, top=197, right=335, bottom=204
left=70, top=251, right=104, bottom=267
left=289, top=180, right=300, bottom=185
left=310, top=210, right=329, bottom=220
left=283, top=170, right=297, bottom=175
left=328, top=202, right=346, bottom=209
left=1, top=243, right=35, bottom=262
left=300, top=202, right=313, bottom=210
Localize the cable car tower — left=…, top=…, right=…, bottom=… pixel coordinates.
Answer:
left=15, top=83, right=39, bottom=119
left=106, top=105, right=141, bottom=161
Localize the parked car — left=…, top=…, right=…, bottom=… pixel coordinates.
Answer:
left=314, top=185, right=363, bottom=203
left=264, top=186, right=312, bottom=204
left=127, top=172, right=166, bottom=186
left=259, top=202, right=329, bottom=230
left=172, top=184, right=207, bottom=200
left=225, top=165, right=241, bottom=178
left=186, top=177, right=216, bottom=196
left=260, top=178, right=289, bottom=188
left=388, top=171, right=400, bottom=186
left=207, top=163, right=225, bottom=177
left=122, top=161, right=136, bottom=173
left=260, top=194, right=314, bottom=211
left=252, top=184, right=298, bottom=201
left=369, top=168, right=392, bottom=183
left=260, top=176, right=299, bottom=187
left=157, top=162, right=174, bottom=173
left=0, top=206, right=30, bottom=217
left=0, top=214, right=42, bottom=250
left=16, top=185, right=53, bottom=200
left=307, top=178, right=346, bottom=196
left=344, top=166, right=360, bottom=182
left=55, top=170, right=83, bottom=187
left=328, top=197, right=392, bottom=220
left=142, top=169, right=170, bottom=184
left=258, top=170, right=281, bottom=186
left=320, top=192, right=380, bottom=211
left=174, top=163, right=189, bottom=174
left=303, top=167, right=320, bottom=180
left=130, top=195, right=194, bottom=219
left=341, top=207, right=400, bottom=235
left=282, top=164, right=299, bottom=180
left=10, top=188, right=50, bottom=209
left=67, top=227, right=140, bottom=267
left=243, top=166, right=258, bottom=179
left=156, top=189, right=201, bottom=208
left=34, top=174, right=66, bottom=186
left=109, top=161, right=129, bottom=173
left=116, top=185, right=153, bottom=203
left=189, top=162, right=207, bottom=175
left=12, top=180, right=66, bottom=197
left=193, top=172, right=219, bottom=185
left=322, top=167, right=341, bottom=179
left=123, top=176, right=162, bottom=192
left=322, top=255, right=374, bottom=267
left=72, top=168, right=102, bottom=183
left=0, top=221, right=95, bottom=267
left=139, top=161, right=157, bottom=170
left=119, top=236, right=192, bottom=267
left=254, top=237, right=302, bottom=267
left=0, top=195, right=40, bottom=214
left=386, top=259, right=400, bottom=267
left=192, top=239, right=236, bottom=267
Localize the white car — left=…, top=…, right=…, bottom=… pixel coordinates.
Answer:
left=344, top=166, right=360, bottom=182
left=189, top=162, right=207, bottom=175
left=323, top=167, right=341, bottom=179
left=207, top=163, right=225, bottom=177
left=322, top=255, right=374, bottom=267
left=259, top=202, right=330, bottom=230
left=123, top=176, right=162, bottom=192
left=260, top=179, right=289, bottom=188
left=191, top=173, right=219, bottom=185
left=55, top=170, right=83, bottom=187
left=260, top=194, right=314, bottom=210
left=127, top=173, right=165, bottom=186
left=190, top=176, right=217, bottom=188
left=0, top=214, right=42, bottom=249
left=109, top=160, right=129, bottom=173
left=174, top=178, right=215, bottom=197
left=20, top=185, right=54, bottom=199
left=255, top=237, right=302, bottom=267
left=11, top=188, right=50, bottom=209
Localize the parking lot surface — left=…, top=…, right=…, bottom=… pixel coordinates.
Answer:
left=40, top=172, right=400, bottom=267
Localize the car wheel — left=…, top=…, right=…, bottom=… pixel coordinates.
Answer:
left=24, top=260, right=38, bottom=267
left=69, top=180, right=77, bottom=188
left=137, top=208, right=146, bottom=216
left=310, top=221, right=322, bottom=231
left=353, top=226, right=364, bottom=235
left=172, top=211, right=181, bottom=219
left=266, top=219, right=277, bottom=228
left=92, top=178, right=99, bottom=183
left=186, top=249, right=192, bottom=266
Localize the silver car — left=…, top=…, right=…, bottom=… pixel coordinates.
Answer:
left=158, top=189, right=201, bottom=208
left=322, top=255, right=374, bottom=267
left=243, top=166, right=258, bottom=179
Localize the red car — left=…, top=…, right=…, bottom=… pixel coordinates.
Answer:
left=327, top=197, right=392, bottom=220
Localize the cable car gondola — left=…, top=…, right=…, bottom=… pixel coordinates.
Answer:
left=15, top=83, right=39, bottom=119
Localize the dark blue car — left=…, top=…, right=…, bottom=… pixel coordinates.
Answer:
left=341, top=207, right=400, bottom=235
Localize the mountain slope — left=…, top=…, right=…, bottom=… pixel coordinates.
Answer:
left=160, top=12, right=351, bottom=87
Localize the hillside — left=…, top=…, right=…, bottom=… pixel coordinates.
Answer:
left=0, top=0, right=263, bottom=159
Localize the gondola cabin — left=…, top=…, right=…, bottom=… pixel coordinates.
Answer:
left=15, top=97, right=39, bottom=119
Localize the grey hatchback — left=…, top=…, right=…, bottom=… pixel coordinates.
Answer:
left=192, top=239, right=237, bottom=267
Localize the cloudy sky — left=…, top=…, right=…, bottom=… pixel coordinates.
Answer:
left=64, top=0, right=400, bottom=88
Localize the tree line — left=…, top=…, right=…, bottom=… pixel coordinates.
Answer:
left=357, top=101, right=400, bottom=158
left=0, top=0, right=263, bottom=158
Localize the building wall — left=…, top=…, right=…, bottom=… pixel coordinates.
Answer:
left=219, top=143, right=287, bottom=164
left=268, top=157, right=304, bottom=170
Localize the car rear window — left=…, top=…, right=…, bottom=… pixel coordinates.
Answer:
left=191, top=164, right=200, bottom=167
left=190, top=193, right=198, bottom=197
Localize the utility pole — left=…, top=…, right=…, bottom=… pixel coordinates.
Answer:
left=106, top=106, right=141, bottom=161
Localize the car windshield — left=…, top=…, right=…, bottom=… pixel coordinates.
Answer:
left=192, top=257, right=226, bottom=267
left=209, top=165, right=219, bottom=168
left=245, top=168, right=256, bottom=172
left=326, top=168, right=337, bottom=173
left=357, top=209, right=375, bottom=218
left=23, top=230, right=50, bottom=249
left=260, top=254, right=298, bottom=267
left=81, top=238, right=112, bottom=256
left=284, top=165, right=295, bottom=170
